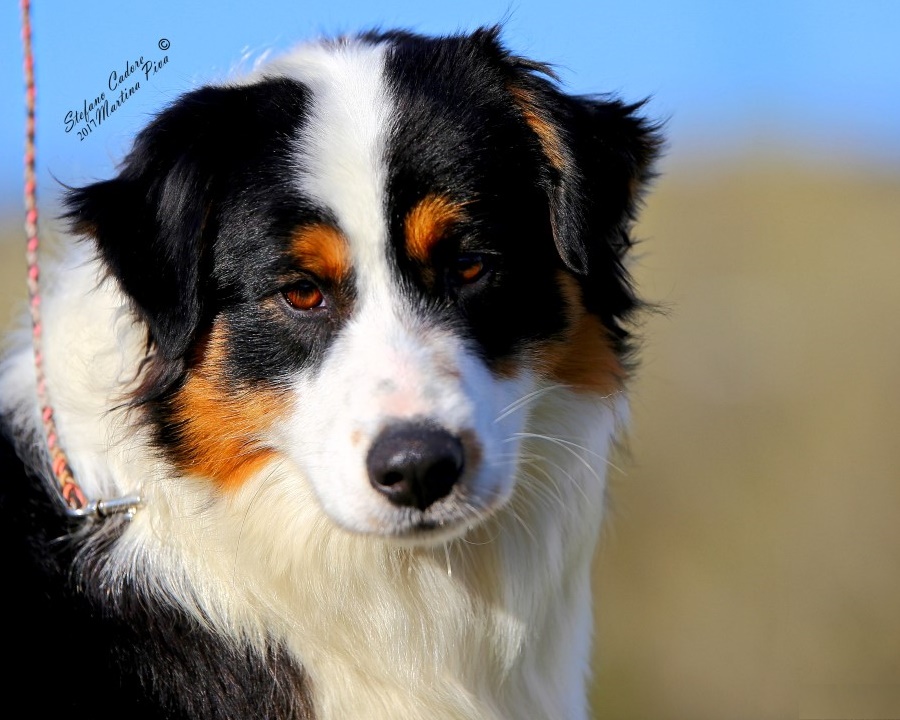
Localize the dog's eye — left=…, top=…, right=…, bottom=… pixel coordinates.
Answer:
left=282, top=281, right=326, bottom=311
left=453, top=253, right=491, bottom=284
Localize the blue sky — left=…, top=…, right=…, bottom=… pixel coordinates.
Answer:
left=1, top=0, right=898, bottom=214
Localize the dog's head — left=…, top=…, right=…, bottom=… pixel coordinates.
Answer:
left=65, top=28, right=659, bottom=543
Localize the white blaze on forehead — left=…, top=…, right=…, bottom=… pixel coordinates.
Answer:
left=272, top=39, right=394, bottom=293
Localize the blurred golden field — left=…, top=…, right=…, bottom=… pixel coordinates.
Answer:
left=1, top=155, right=898, bottom=719
left=590, top=156, right=900, bottom=719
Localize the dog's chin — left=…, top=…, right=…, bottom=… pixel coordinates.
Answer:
left=380, top=522, right=475, bottom=548
left=383, top=513, right=486, bottom=547
left=334, top=492, right=510, bottom=548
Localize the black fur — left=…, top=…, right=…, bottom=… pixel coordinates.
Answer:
left=0, top=429, right=314, bottom=718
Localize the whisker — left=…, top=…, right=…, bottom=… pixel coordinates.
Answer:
left=504, top=503, right=539, bottom=546
left=508, top=432, right=625, bottom=476
left=519, top=463, right=568, bottom=510
left=493, top=383, right=568, bottom=423
left=513, top=475, right=559, bottom=521
left=442, top=542, right=452, bottom=578
left=510, top=432, right=604, bottom=482
left=525, top=455, right=595, bottom=507
left=457, top=501, right=501, bottom=546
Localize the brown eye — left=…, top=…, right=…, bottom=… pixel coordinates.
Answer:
left=282, top=281, right=325, bottom=311
left=454, top=253, right=489, bottom=284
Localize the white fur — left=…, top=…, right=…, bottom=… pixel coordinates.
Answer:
left=0, top=37, right=630, bottom=720
left=274, top=38, right=393, bottom=284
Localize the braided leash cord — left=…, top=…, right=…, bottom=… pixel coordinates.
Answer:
left=21, top=0, right=87, bottom=511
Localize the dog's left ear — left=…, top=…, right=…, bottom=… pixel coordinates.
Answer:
left=475, top=28, right=662, bottom=278
left=542, top=93, right=662, bottom=278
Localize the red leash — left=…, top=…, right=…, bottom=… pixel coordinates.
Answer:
left=21, top=0, right=86, bottom=512
left=21, top=0, right=140, bottom=519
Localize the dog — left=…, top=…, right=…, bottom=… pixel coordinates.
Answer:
left=0, top=26, right=659, bottom=719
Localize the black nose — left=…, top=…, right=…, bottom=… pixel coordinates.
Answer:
left=366, top=422, right=465, bottom=511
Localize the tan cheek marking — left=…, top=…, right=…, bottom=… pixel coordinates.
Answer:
left=509, top=85, right=566, bottom=172
left=404, top=194, right=466, bottom=264
left=290, top=224, right=350, bottom=282
left=532, top=271, right=627, bottom=395
left=172, top=321, right=288, bottom=489
left=542, top=312, right=626, bottom=395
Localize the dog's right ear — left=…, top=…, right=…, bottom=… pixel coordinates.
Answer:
left=64, top=87, right=231, bottom=362
left=64, top=79, right=307, bottom=363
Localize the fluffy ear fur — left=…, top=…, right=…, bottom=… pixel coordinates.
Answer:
left=65, top=86, right=232, bottom=363
left=476, top=26, right=662, bottom=336
left=550, top=91, right=662, bottom=339
left=63, top=79, right=308, bottom=370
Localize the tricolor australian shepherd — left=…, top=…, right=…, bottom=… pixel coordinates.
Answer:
left=0, top=27, right=659, bottom=719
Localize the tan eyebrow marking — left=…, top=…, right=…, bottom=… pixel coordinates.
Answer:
left=289, top=223, right=351, bottom=281
left=404, top=194, right=467, bottom=263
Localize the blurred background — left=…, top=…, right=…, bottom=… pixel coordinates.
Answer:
left=2, top=2, right=898, bottom=718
